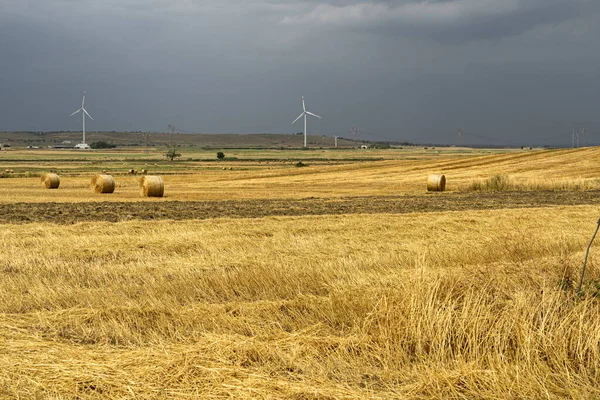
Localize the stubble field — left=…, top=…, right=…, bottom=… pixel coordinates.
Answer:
left=1, top=146, right=600, bottom=398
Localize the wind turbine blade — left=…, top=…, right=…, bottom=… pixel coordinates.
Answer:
left=292, top=112, right=305, bottom=125
left=305, top=111, right=322, bottom=119
left=302, top=96, right=306, bottom=112
left=83, top=108, right=93, bottom=120
left=70, top=108, right=82, bottom=117
left=82, top=91, right=86, bottom=108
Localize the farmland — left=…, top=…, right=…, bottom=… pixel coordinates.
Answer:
left=1, top=146, right=600, bottom=398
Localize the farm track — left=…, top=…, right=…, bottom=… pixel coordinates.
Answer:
left=1, top=190, right=599, bottom=224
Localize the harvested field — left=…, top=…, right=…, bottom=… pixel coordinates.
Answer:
left=2, top=147, right=600, bottom=398
left=3, top=148, right=600, bottom=203
left=2, top=207, right=600, bottom=398
left=0, top=190, right=599, bottom=224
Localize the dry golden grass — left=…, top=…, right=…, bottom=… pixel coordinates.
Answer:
left=468, top=174, right=600, bottom=192
left=1, top=147, right=600, bottom=202
left=2, top=206, right=600, bottom=398
left=2, top=147, right=600, bottom=398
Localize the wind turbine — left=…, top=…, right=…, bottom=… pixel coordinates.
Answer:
left=334, top=135, right=339, bottom=148
left=70, top=91, right=93, bottom=149
left=292, top=96, right=321, bottom=148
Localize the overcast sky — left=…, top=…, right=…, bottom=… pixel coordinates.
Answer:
left=1, top=0, right=599, bottom=145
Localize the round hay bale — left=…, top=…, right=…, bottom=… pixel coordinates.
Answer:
left=91, top=174, right=115, bottom=194
left=140, top=175, right=164, bottom=198
left=41, top=173, right=60, bottom=189
left=427, top=174, right=446, bottom=192
left=141, top=169, right=147, bottom=175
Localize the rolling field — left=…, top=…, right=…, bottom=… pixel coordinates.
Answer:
left=1, top=146, right=600, bottom=398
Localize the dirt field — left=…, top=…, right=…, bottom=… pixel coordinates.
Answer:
left=1, top=190, right=599, bottom=224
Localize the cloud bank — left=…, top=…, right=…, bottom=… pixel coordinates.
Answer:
left=282, top=0, right=595, bottom=41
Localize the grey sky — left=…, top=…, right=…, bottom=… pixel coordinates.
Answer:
left=1, top=0, right=599, bottom=145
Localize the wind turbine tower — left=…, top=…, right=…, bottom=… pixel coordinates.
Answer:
left=292, top=96, right=322, bottom=148
left=334, top=135, right=339, bottom=148
left=457, top=128, right=464, bottom=146
left=70, top=91, right=93, bottom=149
left=572, top=129, right=580, bottom=148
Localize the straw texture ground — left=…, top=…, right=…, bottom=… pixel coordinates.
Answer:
left=2, top=147, right=600, bottom=398
left=91, top=174, right=115, bottom=194
left=1, top=207, right=600, bottom=398
left=4, top=147, right=600, bottom=203
left=40, top=173, right=60, bottom=189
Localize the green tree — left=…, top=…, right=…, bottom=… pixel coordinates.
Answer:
left=165, top=145, right=181, bottom=162
left=217, top=151, right=225, bottom=159
left=90, top=141, right=116, bottom=149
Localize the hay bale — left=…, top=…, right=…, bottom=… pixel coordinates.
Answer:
left=141, top=169, right=147, bottom=175
left=41, top=173, right=60, bottom=189
left=427, top=174, right=446, bottom=192
left=91, top=174, right=115, bottom=194
left=140, top=175, right=164, bottom=197
left=128, top=169, right=136, bottom=175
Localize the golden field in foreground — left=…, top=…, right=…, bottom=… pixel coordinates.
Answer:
left=1, top=207, right=600, bottom=398
left=1, top=147, right=600, bottom=398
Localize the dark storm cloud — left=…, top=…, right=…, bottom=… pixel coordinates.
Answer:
left=282, top=0, right=598, bottom=42
left=0, top=0, right=599, bottom=146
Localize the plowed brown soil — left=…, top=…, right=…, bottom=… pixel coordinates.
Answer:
left=1, top=190, right=599, bottom=224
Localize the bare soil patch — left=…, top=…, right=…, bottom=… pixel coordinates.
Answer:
left=1, top=191, right=599, bottom=224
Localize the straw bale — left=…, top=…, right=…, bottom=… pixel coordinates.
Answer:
left=41, top=173, right=60, bottom=189
left=140, top=175, right=164, bottom=197
left=91, top=174, right=116, bottom=194
left=427, top=174, right=446, bottom=192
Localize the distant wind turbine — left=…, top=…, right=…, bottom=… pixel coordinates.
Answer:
left=70, top=91, right=93, bottom=149
left=292, top=96, right=322, bottom=148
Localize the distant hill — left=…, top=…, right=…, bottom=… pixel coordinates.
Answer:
left=0, top=131, right=363, bottom=149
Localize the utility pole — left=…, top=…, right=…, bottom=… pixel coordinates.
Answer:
left=352, top=127, right=360, bottom=147
left=168, top=124, right=175, bottom=147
